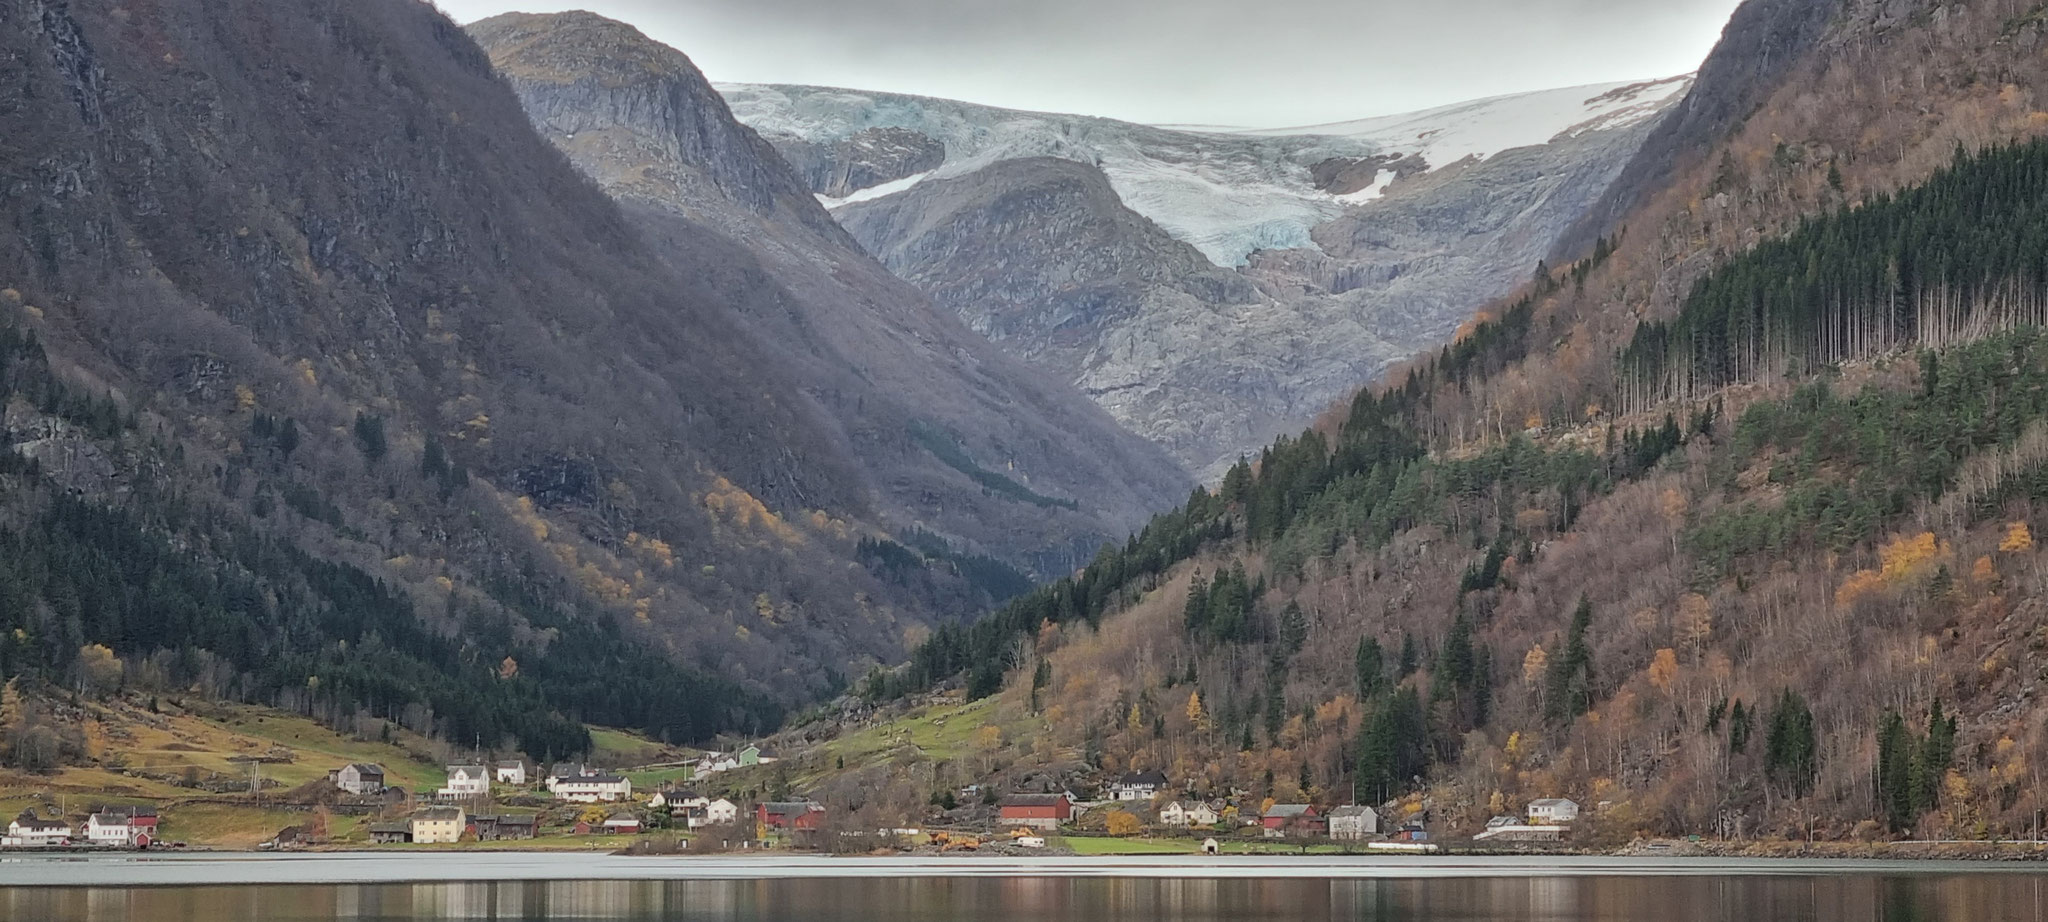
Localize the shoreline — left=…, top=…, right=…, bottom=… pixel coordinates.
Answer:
left=2, top=852, right=2047, bottom=888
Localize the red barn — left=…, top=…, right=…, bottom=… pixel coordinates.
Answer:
left=1261, top=804, right=1324, bottom=837
left=758, top=802, right=825, bottom=831
left=998, top=794, right=1072, bottom=831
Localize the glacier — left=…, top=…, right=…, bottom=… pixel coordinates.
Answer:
left=719, top=77, right=1691, bottom=268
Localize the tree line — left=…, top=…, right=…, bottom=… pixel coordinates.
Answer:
left=1622, top=139, right=2048, bottom=408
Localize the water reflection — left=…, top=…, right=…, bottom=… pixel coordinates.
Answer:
left=3, top=874, right=2046, bottom=921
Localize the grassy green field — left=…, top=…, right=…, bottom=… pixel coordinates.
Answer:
left=1056, top=835, right=1199, bottom=855
left=624, top=765, right=695, bottom=790
left=587, top=728, right=675, bottom=768
left=798, top=696, right=1012, bottom=785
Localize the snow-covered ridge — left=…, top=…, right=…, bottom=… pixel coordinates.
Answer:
left=718, top=78, right=1689, bottom=267
left=1247, top=76, right=1694, bottom=168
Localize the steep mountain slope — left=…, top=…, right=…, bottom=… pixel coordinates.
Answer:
left=0, top=0, right=1175, bottom=760
left=1552, top=0, right=1840, bottom=260
left=721, top=80, right=1689, bottom=477
left=467, top=12, right=1191, bottom=577
left=807, top=0, right=2048, bottom=845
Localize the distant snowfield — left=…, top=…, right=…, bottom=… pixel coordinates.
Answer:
left=720, top=77, right=1691, bottom=267
left=1247, top=76, right=1694, bottom=169
left=1, top=852, right=2031, bottom=885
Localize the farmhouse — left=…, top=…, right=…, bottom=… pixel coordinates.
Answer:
left=1107, top=770, right=1167, bottom=801
left=86, top=811, right=139, bottom=847
left=437, top=765, right=490, bottom=800
left=1158, top=801, right=1218, bottom=827
left=700, top=794, right=741, bottom=823
left=329, top=763, right=386, bottom=796
left=1327, top=805, right=1379, bottom=841
left=602, top=813, right=643, bottom=835
left=5, top=811, right=71, bottom=847
left=550, top=770, right=631, bottom=803
left=495, top=760, right=528, bottom=785
left=997, top=794, right=1072, bottom=831
left=1526, top=799, right=1581, bottom=825
left=410, top=806, right=466, bottom=844
left=650, top=789, right=709, bottom=814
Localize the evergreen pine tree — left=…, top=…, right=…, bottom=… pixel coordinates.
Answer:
left=1764, top=690, right=1818, bottom=797
left=1877, top=710, right=1915, bottom=832
left=1279, top=602, right=1308, bottom=655
left=1356, top=636, right=1385, bottom=699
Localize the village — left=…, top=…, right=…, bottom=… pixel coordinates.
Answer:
left=1, top=745, right=1588, bottom=855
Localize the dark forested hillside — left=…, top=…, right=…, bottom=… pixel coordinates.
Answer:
left=0, top=0, right=1181, bottom=764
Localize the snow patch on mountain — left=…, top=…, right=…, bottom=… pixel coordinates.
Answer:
left=1251, top=76, right=1694, bottom=166
left=820, top=170, right=934, bottom=207
left=1336, top=170, right=1399, bottom=205
left=719, top=77, right=1688, bottom=267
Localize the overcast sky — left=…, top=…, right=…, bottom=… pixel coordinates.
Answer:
left=436, top=0, right=1744, bottom=127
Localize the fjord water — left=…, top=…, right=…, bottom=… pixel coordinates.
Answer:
left=2, top=856, right=2045, bottom=922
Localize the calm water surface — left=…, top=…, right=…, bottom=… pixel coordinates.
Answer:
left=1, top=854, right=2044, bottom=921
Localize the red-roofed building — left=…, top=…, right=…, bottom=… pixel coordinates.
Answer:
left=997, top=794, right=1072, bottom=831
left=757, top=802, right=824, bottom=831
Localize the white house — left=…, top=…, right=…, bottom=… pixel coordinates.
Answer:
left=495, top=761, right=527, bottom=785
left=1159, top=801, right=1218, bottom=827
left=1107, top=770, right=1167, bottom=801
left=410, top=806, right=466, bottom=845
left=1327, top=805, right=1379, bottom=841
left=438, top=765, right=490, bottom=800
left=328, top=763, right=386, bottom=796
left=5, top=812, right=72, bottom=847
left=695, top=752, right=740, bottom=776
left=86, top=811, right=139, bottom=847
left=551, top=771, right=631, bottom=803
left=652, top=790, right=709, bottom=814
left=703, top=798, right=739, bottom=826
left=1526, top=798, right=1581, bottom=825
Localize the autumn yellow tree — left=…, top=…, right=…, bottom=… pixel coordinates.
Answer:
left=1878, top=532, right=1946, bottom=583
left=1522, top=644, right=1548, bottom=684
left=76, top=644, right=122, bottom=696
left=2000, top=521, right=2033, bottom=552
left=1106, top=810, right=1141, bottom=836
left=1185, top=691, right=1207, bottom=732
left=1646, top=649, right=1679, bottom=692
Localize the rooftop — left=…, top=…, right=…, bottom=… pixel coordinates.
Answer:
left=1000, top=794, right=1068, bottom=807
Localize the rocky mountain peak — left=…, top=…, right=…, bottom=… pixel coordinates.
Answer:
left=470, top=11, right=812, bottom=221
